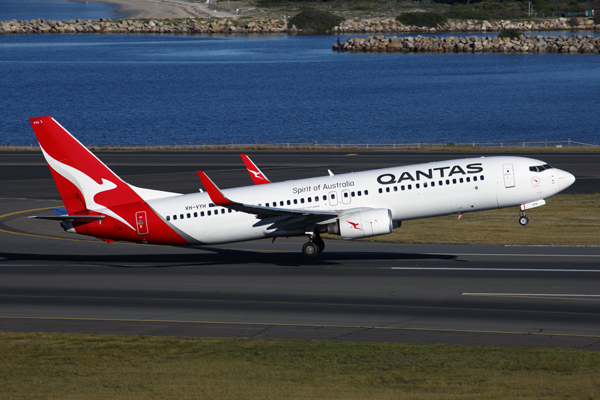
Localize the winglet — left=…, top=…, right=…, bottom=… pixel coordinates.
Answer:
left=241, top=154, right=271, bottom=185
left=197, top=171, right=235, bottom=206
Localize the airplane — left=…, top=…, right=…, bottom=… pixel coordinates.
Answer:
left=29, top=116, right=576, bottom=257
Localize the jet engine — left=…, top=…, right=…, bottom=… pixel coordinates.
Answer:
left=328, top=208, right=395, bottom=239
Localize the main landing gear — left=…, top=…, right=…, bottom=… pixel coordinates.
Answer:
left=519, top=209, right=529, bottom=226
left=302, top=234, right=325, bottom=258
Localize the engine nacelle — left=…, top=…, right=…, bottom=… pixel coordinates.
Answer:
left=337, top=208, right=394, bottom=240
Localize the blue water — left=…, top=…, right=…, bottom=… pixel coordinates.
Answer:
left=0, top=33, right=599, bottom=146
left=0, top=0, right=128, bottom=22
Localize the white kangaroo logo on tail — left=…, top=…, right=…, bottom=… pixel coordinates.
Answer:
left=40, top=146, right=135, bottom=231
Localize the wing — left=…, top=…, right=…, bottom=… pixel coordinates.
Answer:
left=240, top=154, right=271, bottom=185
left=197, top=171, right=370, bottom=232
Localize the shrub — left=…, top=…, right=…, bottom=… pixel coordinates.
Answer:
left=445, top=10, right=493, bottom=21
left=594, top=14, right=600, bottom=24
left=498, top=28, right=522, bottom=39
left=567, top=17, right=581, bottom=27
left=287, top=9, right=344, bottom=32
left=395, top=12, right=447, bottom=28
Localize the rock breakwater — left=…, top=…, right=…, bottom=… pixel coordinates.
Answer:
left=0, top=18, right=289, bottom=34
left=333, top=34, right=600, bottom=53
left=0, top=17, right=598, bottom=35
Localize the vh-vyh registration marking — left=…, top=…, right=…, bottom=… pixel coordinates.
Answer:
left=28, top=116, right=576, bottom=257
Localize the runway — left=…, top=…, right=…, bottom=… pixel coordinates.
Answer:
left=1, top=150, right=599, bottom=348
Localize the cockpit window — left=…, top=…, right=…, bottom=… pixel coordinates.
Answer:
left=529, top=164, right=553, bottom=172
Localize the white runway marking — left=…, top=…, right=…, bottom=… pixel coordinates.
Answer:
left=463, top=293, right=600, bottom=297
left=390, top=267, right=600, bottom=272
left=425, top=253, right=600, bottom=258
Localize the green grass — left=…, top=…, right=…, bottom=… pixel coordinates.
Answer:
left=364, top=193, right=600, bottom=246
left=1, top=332, right=600, bottom=400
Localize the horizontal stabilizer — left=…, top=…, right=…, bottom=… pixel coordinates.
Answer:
left=28, top=208, right=105, bottom=221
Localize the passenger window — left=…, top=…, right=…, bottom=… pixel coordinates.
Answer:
left=323, top=195, right=327, bottom=200
left=452, top=179, right=457, bottom=184
left=365, top=190, right=368, bottom=195
left=431, top=182, right=435, bottom=187
left=351, top=192, right=355, bottom=197
left=344, top=192, right=349, bottom=197
left=393, top=187, right=398, bottom=192
left=480, top=175, right=485, bottom=181
left=166, top=216, right=170, bottom=221
left=424, top=183, right=428, bottom=188
left=446, top=179, right=450, bottom=185
left=416, top=183, right=420, bottom=189
left=208, top=211, right=211, bottom=216
left=386, top=187, right=390, bottom=193
left=307, top=197, right=312, bottom=202
left=358, top=191, right=362, bottom=196
left=401, top=185, right=405, bottom=191
left=287, top=200, right=291, bottom=205
left=294, top=199, right=298, bottom=204
left=201, top=212, right=205, bottom=217
left=173, top=215, right=177, bottom=220
left=459, top=178, right=464, bottom=183
left=194, top=212, right=198, bottom=218
left=331, top=194, right=336, bottom=199
left=221, top=209, right=225, bottom=214
left=408, top=184, right=412, bottom=190
left=379, top=188, right=383, bottom=193
left=187, top=213, right=191, bottom=218
left=300, top=198, right=305, bottom=203
left=180, top=214, right=184, bottom=219
left=439, top=180, right=443, bottom=186
left=280, top=201, right=284, bottom=206
left=315, top=196, right=319, bottom=202
left=466, top=177, right=470, bottom=183
left=473, top=176, right=477, bottom=182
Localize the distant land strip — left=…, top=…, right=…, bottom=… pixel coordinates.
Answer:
left=0, top=17, right=598, bottom=35
left=333, top=34, right=600, bottom=53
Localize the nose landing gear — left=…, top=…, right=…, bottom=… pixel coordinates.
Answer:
left=302, top=234, right=325, bottom=258
left=519, top=210, right=529, bottom=226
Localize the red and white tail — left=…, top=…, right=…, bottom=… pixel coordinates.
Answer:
left=241, top=154, right=271, bottom=185
left=30, top=116, right=145, bottom=214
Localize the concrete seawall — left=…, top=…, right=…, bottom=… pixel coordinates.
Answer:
left=333, top=34, right=600, bottom=53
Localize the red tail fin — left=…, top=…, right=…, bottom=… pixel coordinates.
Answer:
left=30, top=116, right=142, bottom=214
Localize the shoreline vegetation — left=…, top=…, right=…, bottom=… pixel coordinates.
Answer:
left=1, top=15, right=599, bottom=35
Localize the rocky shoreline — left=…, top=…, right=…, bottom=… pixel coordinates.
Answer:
left=332, top=34, right=600, bottom=53
left=0, top=17, right=598, bottom=35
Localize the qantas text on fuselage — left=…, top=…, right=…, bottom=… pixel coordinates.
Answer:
left=28, top=116, right=576, bottom=257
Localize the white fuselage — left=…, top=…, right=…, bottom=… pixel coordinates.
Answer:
left=147, top=156, right=575, bottom=245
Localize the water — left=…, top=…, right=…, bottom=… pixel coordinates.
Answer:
left=0, top=33, right=599, bottom=146
left=0, top=0, right=128, bottom=22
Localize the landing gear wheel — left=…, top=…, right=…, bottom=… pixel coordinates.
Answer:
left=314, top=236, right=325, bottom=253
left=302, top=242, right=319, bottom=258
left=519, top=216, right=529, bottom=226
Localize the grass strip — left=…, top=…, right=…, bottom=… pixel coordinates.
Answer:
left=360, top=193, right=600, bottom=246
left=0, top=332, right=599, bottom=400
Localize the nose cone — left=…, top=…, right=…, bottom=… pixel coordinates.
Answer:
left=558, top=170, right=576, bottom=190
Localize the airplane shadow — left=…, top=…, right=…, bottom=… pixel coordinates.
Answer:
left=0, top=247, right=458, bottom=268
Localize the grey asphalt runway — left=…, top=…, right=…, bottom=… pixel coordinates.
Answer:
left=1, top=150, right=599, bottom=348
